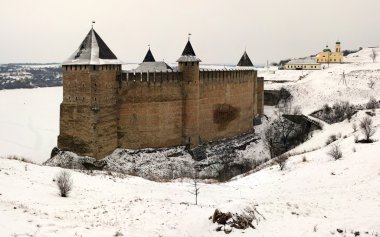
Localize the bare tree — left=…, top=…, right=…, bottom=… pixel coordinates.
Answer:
left=368, top=78, right=376, bottom=89
left=370, top=49, right=378, bottom=63
left=327, top=144, right=343, bottom=160
left=56, top=170, right=73, bottom=197
left=264, top=126, right=277, bottom=159
left=359, top=117, right=376, bottom=142
left=189, top=171, right=200, bottom=205
left=277, top=87, right=293, bottom=115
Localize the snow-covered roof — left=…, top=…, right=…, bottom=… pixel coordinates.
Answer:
left=286, top=58, right=319, bottom=65
left=134, top=61, right=173, bottom=72
left=177, top=40, right=201, bottom=62
left=237, top=51, right=254, bottom=67
left=63, top=28, right=122, bottom=65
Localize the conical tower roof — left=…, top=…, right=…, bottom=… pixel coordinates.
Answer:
left=237, top=51, right=254, bottom=67
left=177, top=40, right=201, bottom=62
left=143, top=48, right=155, bottom=62
left=63, top=28, right=122, bottom=65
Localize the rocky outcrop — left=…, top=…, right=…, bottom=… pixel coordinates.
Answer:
left=44, top=131, right=268, bottom=181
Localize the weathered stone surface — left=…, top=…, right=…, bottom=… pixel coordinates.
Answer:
left=58, top=63, right=263, bottom=160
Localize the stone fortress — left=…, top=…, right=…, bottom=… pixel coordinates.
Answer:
left=58, top=28, right=264, bottom=159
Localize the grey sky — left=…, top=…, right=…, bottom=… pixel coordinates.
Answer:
left=1, top=0, right=379, bottom=65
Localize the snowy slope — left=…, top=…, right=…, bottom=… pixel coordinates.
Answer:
left=0, top=110, right=379, bottom=237
left=0, top=87, right=62, bottom=163
left=260, top=48, right=380, bottom=114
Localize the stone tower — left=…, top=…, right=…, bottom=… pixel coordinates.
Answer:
left=58, top=28, right=122, bottom=159
left=336, top=41, right=341, bottom=53
left=177, top=39, right=201, bottom=147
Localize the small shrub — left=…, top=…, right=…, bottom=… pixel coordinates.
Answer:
left=368, top=79, right=376, bottom=89
left=326, top=134, right=338, bottom=145
left=366, top=97, right=379, bottom=110
left=56, top=170, right=73, bottom=197
left=359, top=117, right=376, bottom=142
left=315, top=101, right=356, bottom=124
left=352, top=123, right=357, bottom=132
left=327, top=144, right=343, bottom=160
left=114, top=231, right=124, bottom=237
left=275, top=154, right=289, bottom=170
left=323, top=104, right=332, bottom=114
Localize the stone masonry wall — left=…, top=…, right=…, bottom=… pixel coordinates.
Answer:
left=198, top=70, right=256, bottom=142
left=58, top=65, right=121, bottom=159
left=257, top=77, right=264, bottom=115
left=117, top=71, right=184, bottom=149
left=116, top=69, right=258, bottom=150
left=59, top=66, right=262, bottom=159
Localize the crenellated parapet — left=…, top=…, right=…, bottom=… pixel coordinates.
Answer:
left=199, top=69, right=256, bottom=85
left=121, top=70, right=181, bottom=85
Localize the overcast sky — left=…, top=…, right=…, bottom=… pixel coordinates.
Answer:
left=1, top=0, right=379, bottom=65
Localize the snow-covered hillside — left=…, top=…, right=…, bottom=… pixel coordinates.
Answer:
left=1, top=109, right=379, bottom=236
left=259, top=48, right=380, bottom=114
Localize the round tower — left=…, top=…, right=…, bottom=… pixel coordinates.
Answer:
left=177, top=38, right=201, bottom=147
left=177, top=39, right=201, bottom=83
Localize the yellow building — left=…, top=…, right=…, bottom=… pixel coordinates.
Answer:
left=316, top=42, right=343, bottom=63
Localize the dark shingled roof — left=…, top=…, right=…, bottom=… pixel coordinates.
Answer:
left=93, top=30, right=118, bottom=59
left=237, top=51, right=254, bottom=67
left=75, top=29, right=117, bottom=60
left=182, top=40, right=196, bottom=56
left=143, top=48, right=155, bottom=62
left=64, top=28, right=121, bottom=65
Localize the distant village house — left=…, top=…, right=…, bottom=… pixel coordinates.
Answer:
left=285, top=58, right=321, bottom=70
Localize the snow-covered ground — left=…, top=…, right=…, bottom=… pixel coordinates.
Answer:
left=0, top=109, right=379, bottom=236
left=0, top=87, right=62, bottom=163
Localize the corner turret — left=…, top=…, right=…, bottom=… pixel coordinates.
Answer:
left=58, top=27, right=121, bottom=159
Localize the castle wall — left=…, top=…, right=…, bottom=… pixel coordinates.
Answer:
left=257, top=77, right=264, bottom=115
left=59, top=65, right=262, bottom=159
left=198, top=70, right=256, bottom=142
left=117, top=71, right=184, bottom=149
left=116, top=69, right=258, bottom=150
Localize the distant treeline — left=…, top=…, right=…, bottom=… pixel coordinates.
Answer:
left=0, top=64, right=62, bottom=90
